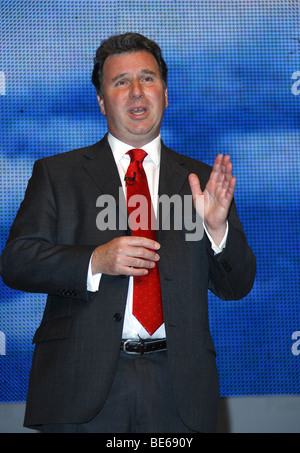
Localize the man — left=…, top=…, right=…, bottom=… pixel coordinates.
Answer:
left=0, top=33, right=256, bottom=433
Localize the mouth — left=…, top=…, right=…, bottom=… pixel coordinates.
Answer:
left=129, top=107, right=147, bottom=117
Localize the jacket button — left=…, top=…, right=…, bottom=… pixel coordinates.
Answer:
left=113, top=313, right=122, bottom=322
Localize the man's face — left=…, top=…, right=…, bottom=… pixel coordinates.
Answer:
left=97, top=51, right=168, bottom=147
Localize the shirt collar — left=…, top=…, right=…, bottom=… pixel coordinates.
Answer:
left=107, top=133, right=161, bottom=168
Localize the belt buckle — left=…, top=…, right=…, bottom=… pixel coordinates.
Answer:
left=122, top=339, right=142, bottom=354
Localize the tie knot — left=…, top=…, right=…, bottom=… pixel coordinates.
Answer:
left=127, top=149, right=147, bottom=163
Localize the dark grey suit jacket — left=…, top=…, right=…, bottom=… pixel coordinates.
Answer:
left=0, top=135, right=256, bottom=432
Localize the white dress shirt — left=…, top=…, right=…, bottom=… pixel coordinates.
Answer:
left=87, top=133, right=228, bottom=339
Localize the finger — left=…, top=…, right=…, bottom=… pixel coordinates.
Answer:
left=210, top=154, right=224, bottom=181
left=222, top=155, right=231, bottom=167
left=188, top=173, right=202, bottom=197
left=221, top=161, right=233, bottom=188
left=129, top=268, right=150, bottom=276
left=125, top=255, right=157, bottom=269
left=126, top=245, right=160, bottom=263
left=118, top=264, right=149, bottom=277
left=227, top=176, right=236, bottom=197
left=114, top=251, right=157, bottom=276
left=221, top=155, right=232, bottom=180
left=124, top=235, right=160, bottom=251
left=211, top=154, right=232, bottom=183
left=222, top=176, right=236, bottom=203
left=119, top=254, right=158, bottom=276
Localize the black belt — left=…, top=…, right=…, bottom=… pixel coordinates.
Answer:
left=121, top=338, right=167, bottom=354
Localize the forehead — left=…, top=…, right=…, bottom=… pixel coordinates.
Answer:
left=103, top=51, right=160, bottom=80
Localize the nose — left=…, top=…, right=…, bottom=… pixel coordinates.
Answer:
left=129, top=78, right=143, bottom=99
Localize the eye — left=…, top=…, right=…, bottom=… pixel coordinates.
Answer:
left=143, top=76, right=153, bottom=82
left=115, top=79, right=128, bottom=87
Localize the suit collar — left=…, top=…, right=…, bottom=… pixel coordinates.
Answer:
left=159, top=141, right=189, bottom=198
left=82, top=134, right=123, bottom=200
left=107, top=133, right=161, bottom=169
left=82, top=135, right=189, bottom=197
left=157, top=142, right=190, bottom=232
left=82, top=135, right=191, bottom=234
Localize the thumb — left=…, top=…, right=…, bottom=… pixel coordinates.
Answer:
left=189, top=173, right=204, bottom=219
left=188, top=173, right=203, bottom=198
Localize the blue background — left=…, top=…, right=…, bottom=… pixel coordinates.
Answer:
left=0, top=0, right=299, bottom=402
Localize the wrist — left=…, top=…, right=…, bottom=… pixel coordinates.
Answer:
left=204, top=222, right=227, bottom=247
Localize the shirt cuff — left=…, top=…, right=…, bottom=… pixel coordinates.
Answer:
left=203, top=221, right=228, bottom=255
left=87, top=222, right=228, bottom=289
left=87, top=252, right=101, bottom=292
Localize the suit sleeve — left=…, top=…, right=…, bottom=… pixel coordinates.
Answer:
left=206, top=198, right=256, bottom=301
left=0, top=159, right=96, bottom=301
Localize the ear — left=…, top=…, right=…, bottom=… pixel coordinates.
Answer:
left=97, top=94, right=106, bottom=115
left=165, top=89, right=168, bottom=108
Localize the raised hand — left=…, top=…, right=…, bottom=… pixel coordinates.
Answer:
left=188, top=154, right=236, bottom=246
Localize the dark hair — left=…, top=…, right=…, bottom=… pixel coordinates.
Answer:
left=91, top=32, right=168, bottom=97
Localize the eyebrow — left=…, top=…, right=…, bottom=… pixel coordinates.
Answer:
left=111, top=69, right=157, bottom=83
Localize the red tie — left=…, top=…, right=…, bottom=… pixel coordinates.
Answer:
left=125, top=149, right=163, bottom=335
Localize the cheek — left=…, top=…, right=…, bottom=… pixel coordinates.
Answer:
left=150, top=89, right=168, bottom=111
left=106, top=94, right=126, bottom=117
left=105, top=103, right=128, bottom=130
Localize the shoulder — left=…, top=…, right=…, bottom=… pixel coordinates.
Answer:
left=161, top=142, right=212, bottom=176
left=35, top=137, right=107, bottom=169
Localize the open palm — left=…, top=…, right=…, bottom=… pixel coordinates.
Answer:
left=189, top=154, right=236, bottom=244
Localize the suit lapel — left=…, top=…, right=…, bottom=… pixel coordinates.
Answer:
left=82, top=136, right=191, bottom=236
left=82, top=135, right=128, bottom=232
left=82, top=135, right=121, bottom=199
left=158, top=142, right=190, bottom=232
